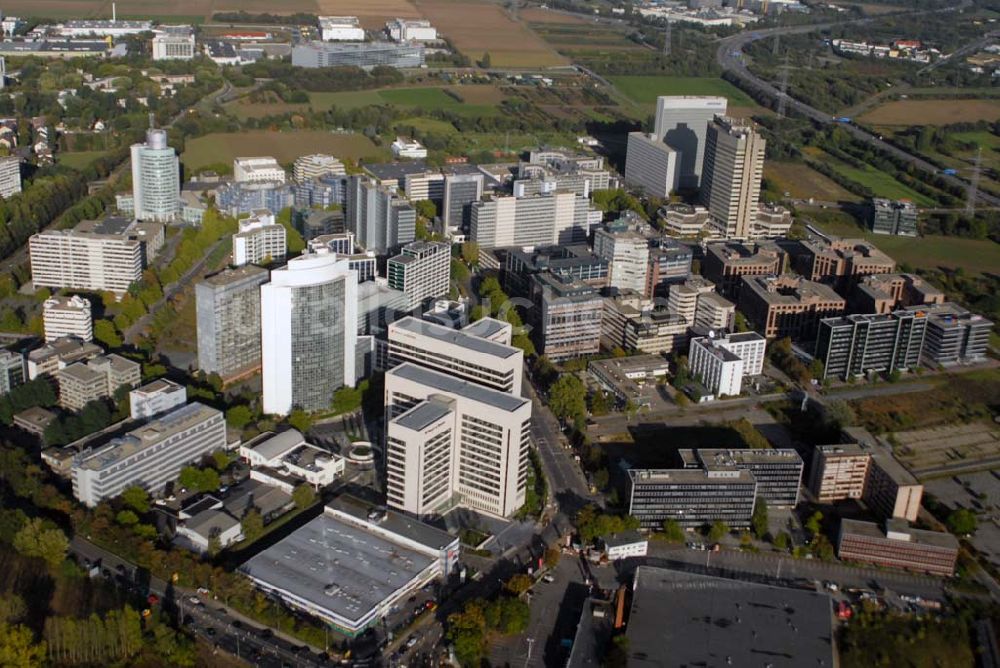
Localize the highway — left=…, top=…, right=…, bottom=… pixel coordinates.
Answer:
left=714, top=2, right=1000, bottom=207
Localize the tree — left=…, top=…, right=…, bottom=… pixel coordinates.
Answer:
left=120, top=486, right=149, bottom=514
left=241, top=509, right=264, bottom=543
left=211, top=450, right=233, bottom=471
left=331, top=385, right=364, bottom=414
left=543, top=547, right=561, bottom=568
left=824, top=400, right=856, bottom=430
left=733, top=311, right=751, bottom=333
left=773, top=531, right=791, bottom=550
left=292, top=483, right=316, bottom=510
left=480, top=52, right=492, bottom=68
left=287, top=409, right=313, bottom=434
left=0, top=594, right=26, bottom=625
left=414, top=199, right=436, bottom=220
left=225, top=405, right=252, bottom=431
left=93, top=320, right=122, bottom=349
left=751, top=497, right=769, bottom=539
left=707, top=520, right=729, bottom=543
left=115, top=510, right=139, bottom=526
left=0, top=623, right=46, bottom=668
left=461, top=241, right=479, bottom=266
left=504, top=574, right=533, bottom=596
left=13, top=518, right=68, bottom=569
left=805, top=511, right=823, bottom=538
left=662, top=519, right=685, bottom=543
left=549, top=375, right=587, bottom=424
left=947, top=508, right=978, bottom=535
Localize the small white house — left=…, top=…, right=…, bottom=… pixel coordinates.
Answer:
left=602, top=531, right=648, bottom=561
left=391, top=137, right=427, bottom=159
left=240, top=429, right=346, bottom=491
left=174, top=506, right=243, bottom=554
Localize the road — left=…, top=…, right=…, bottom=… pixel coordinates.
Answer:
left=714, top=2, right=1000, bottom=207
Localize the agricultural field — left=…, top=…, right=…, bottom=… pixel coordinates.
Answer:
left=764, top=161, right=862, bottom=203
left=859, top=98, right=1000, bottom=126
left=608, top=75, right=760, bottom=117
left=416, top=0, right=568, bottom=68
left=521, top=7, right=590, bottom=24
left=807, top=148, right=937, bottom=206
left=316, top=0, right=421, bottom=28
left=181, top=130, right=387, bottom=172
left=3, top=0, right=214, bottom=19
left=531, top=21, right=643, bottom=53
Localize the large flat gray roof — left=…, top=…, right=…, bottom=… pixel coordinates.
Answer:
left=327, top=495, right=458, bottom=551
left=241, top=512, right=434, bottom=627
left=389, top=363, right=528, bottom=413
left=392, top=399, right=452, bottom=432
left=627, top=567, right=834, bottom=668
left=392, top=316, right=519, bottom=360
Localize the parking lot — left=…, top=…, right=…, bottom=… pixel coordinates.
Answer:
left=925, top=470, right=1000, bottom=566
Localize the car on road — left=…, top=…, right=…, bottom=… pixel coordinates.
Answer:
left=188, top=596, right=201, bottom=605
left=406, top=637, right=418, bottom=649
left=542, top=574, right=555, bottom=583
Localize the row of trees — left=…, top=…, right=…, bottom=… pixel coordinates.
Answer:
left=42, top=606, right=143, bottom=665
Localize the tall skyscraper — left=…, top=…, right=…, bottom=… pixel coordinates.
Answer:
left=387, top=241, right=451, bottom=311
left=131, top=128, right=179, bottom=222
left=653, top=96, right=727, bottom=190
left=261, top=251, right=358, bottom=415
left=196, top=265, right=269, bottom=381
left=442, top=169, right=484, bottom=236
left=346, top=175, right=416, bottom=254
left=0, top=155, right=21, bottom=198
left=701, top=116, right=766, bottom=240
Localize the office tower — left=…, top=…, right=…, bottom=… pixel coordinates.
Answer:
left=593, top=224, right=650, bottom=294
left=131, top=128, right=179, bottom=222
left=531, top=272, right=602, bottom=361
left=403, top=170, right=444, bottom=203
left=42, top=295, right=92, bottom=342
left=234, top=157, right=286, bottom=183
left=688, top=332, right=766, bottom=397
left=738, top=275, right=846, bottom=340
left=624, top=132, right=679, bottom=198
left=387, top=316, right=523, bottom=395
left=701, top=117, right=765, bottom=239
left=387, top=241, right=450, bottom=312
left=0, top=154, right=20, bottom=197
left=346, top=176, right=416, bottom=254
left=653, top=95, right=727, bottom=189
left=815, top=311, right=927, bottom=380
left=232, top=210, right=287, bottom=267
left=72, top=402, right=226, bottom=507
left=0, top=349, right=23, bottom=395
left=293, top=154, right=345, bottom=182
left=261, top=252, right=358, bottom=415
left=196, top=265, right=269, bottom=381
left=808, top=444, right=870, bottom=503
left=442, top=169, right=485, bottom=235
left=385, top=363, right=531, bottom=518
left=469, top=192, right=591, bottom=249
left=678, top=448, right=803, bottom=507
left=869, top=198, right=918, bottom=236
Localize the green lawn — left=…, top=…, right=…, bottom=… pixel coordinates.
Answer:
left=608, top=75, right=757, bottom=108
left=182, top=131, right=389, bottom=172
left=820, top=157, right=938, bottom=206
left=59, top=151, right=109, bottom=170
left=306, top=87, right=500, bottom=116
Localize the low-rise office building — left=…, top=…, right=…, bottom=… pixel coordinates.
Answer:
left=71, top=402, right=227, bottom=507
left=531, top=272, right=603, bottom=361
left=646, top=238, right=693, bottom=296
left=129, top=378, right=187, bottom=420
left=869, top=198, right=918, bottom=236
left=240, top=429, right=346, bottom=492
left=42, top=295, right=93, bottom=342
left=292, top=41, right=424, bottom=69
left=502, top=244, right=608, bottom=297
left=667, top=276, right=717, bottom=325
left=601, top=531, right=648, bottom=560
left=809, top=443, right=870, bottom=504
left=58, top=354, right=140, bottom=411
left=233, top=157, right=286, bottom=184
left=588, top=355, right=669, bottom=409
left=602, top=291, right=689, bottom=355
left=628, top=467, right=757, bottom=529
left=793, top=237, right=896, bottom=290
left=27, top=336, right=102, bottom=380
left=232, top=210, right=287, bottom=267
left=738, top=274, right=846, bottom=339
left=851, top=272, right=945, bottom=314
left=658, top=203, right=710, bottom=238
left=688, top=332, right=766, bottom=398
left=241, top=496, right=458, bottom=637
left=837, top=518, right=958, bottom=576
left=293, top=154, right=345, bottom=182
left=908, top=302, right=993, bottom=366
left=703, top=241, right=784, bottom=299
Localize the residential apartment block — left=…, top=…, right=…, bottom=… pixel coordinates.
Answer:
left=71, top=402, right=227, bottom=507
left=196, top=265, right=269, bottom=381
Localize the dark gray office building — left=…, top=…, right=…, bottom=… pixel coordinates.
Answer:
left=442, top=167, right=484, bottom=235
left=815, top=310, right=927, bottom=380
left=627, top=467, right=757, bottom=529
left=907, top=302, right=994, bottom=366
left=503, top=245, right=608, bottom=297
left=869, top=198, right=918, bottom=236
left=345, top=175, right=416, bottom=255
left=678, top=448, right=803, bottom=507
left=195, top=265, right=269, bottom=380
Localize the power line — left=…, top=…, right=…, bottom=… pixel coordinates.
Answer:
left=664, top=20, right=672, bottom=56
left=967, top=146, right=982, bottom=217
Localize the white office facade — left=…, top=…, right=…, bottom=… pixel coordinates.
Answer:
left=688, top=332, right=766, bottom=397
left=0, top=155, right=20, bottom=197
left=624, top=132, right=679, bottom=198
left=232, top=211, right=287, bottom=267
left=469, top=192, right=591, bottom=249
left=653, top=96, right=727, bottom=189
left=593, top=226, right=650, bottom=294
left=387, top=241, right=451, bottom=311
left=42, top=295, right=93, bottom=342
left=131, top=129, right=179, bottom=222
left=234, top=157, right=286, bottom=184
left=29, top=231, right=143, bottom=294
left=261, top=252, right=358, bottom=415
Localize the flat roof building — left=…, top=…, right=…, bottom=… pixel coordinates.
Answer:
left=318, top=16, right=365, bottom=41
left=196, top=265, right=269, bottom=381
left=688, top=332, right=766, bottom=398
left=851, top=272, right=945, bottom=315
left=292, top=41, right=424, bottom=70
left=470, top=192, right=591, bottom=250
left=57, top=353, right=140, bottom=411
left=624, top=132, right=679, bottom=199
left=815, top=311, right=926, bottom=380
left=531, top=272, right=602, bottom=362
left=703, top=241, right=783, bottom=299
left=503, top=244, right=608, bottom=297
left=701, top=117, right=766, bottom=240
left=808, top=443, right=870, bottom=504
left=588, top=355, right=669, bottom=409
left=907, top=302, right=993, bottom=366
left=234, top=157, right=286, bottom=184
left=129, top=378, right=187, bottom=420
left=626, top=567, right=834, bottom=667
left=71, top=402, right=226, bottom=507
left=241, top=496, right=458, bottom=636
left=387, top=241, right=450, bottom=311
left=628, top=467, right=757, bottom=529
left=869, top=198, right=918, bottom=236
left=738, top=274, right=846, bottom=340
left=42, top=295, right=92, bottom=343
left=653, top=95, right=728, bottom=189
left=679, top=447, right=802, bottom=507
left=601, top=291, right=689, bottom=356
left=794, top=237, right=896, bottom=290
left=27, top=336, right=102, bottom=380
left=838, top=518, right=958, bottom=577
left=232, top=210, right=286, bottom=267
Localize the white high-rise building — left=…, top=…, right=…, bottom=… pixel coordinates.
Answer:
left=232, top=210, right=287, bottom=267
left=131, top=128, right=179, bottom=222
left=261, top=251, right=358, bottom=415
left=624, top=132, right=679, bottom=198
left=387, top=241, right=451, bottom=311
left=0, top=155, right=20, bottom=197
left=319, top=16, right=365, bottom=41
left=386, top=18, right=437, bottom=42
left=234, top=157, right=286, bottom=184
left=688, top=332, right=766, bottom=398
left=469, top=192, right=591, bottom=249
left=701, top=117, right=766, bottom=240
left=152, top=28, right=196, bottom=60
left=385, top=363, right=531, bottom=518
left=293, top=154, right=345, bottom=182
left=653, top=96, right=728, bottom=190
left=42, top=295, right=93, bottom=342
left=387, top=316, right=523, bottom=395
left=593, top=224, right=650, bottom=294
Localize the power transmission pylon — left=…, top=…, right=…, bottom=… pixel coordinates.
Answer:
left=967, top=146, right=982, bottom=216
left=664, top=20, right=672, bottom=56
left=772, top=34, right=780, bottom=56
left=777, top=54, right=790, bottom=119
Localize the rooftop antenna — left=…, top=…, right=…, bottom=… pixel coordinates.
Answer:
left=112, top=2, right=116, bottom=22
left=664, top=20, right=672, bottom=56
left=966, top=146, right=982, bottom=217
left=777, top=54, right=790, bottom=119
left=148, top=112, right=155, bottom=130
